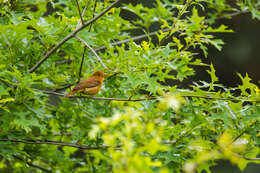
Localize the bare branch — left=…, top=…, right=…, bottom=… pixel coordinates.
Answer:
left=53, top=84, right=73, bottom=92
left=242, top=156, right=260, bottom=161
left=29, top=0, right=121, bottom=73
left=88, top=0, right=97, bottom=32
left=55, top=5, right=260, bottom=64
left=38, top=89, right=156, bottom=101
left=231, top=120, right=258, bottom=144
left=4, top=139, right=260, bottom=161
left=55, top=28, right=171, bottom=66
left=78, top=46, right=86, bottom=81
left=219, top=5, right=260, bottom=19
left=35, top=89, right=260, bottom=103
left=54, top=59, right=72, bottom=65
left=13, top=155, right=52, bottom=173
left=0, top=139, right=111, bottom=150
left=29, top=2, right=258, bottom=73
left=76, top=1, right=90, bottom=28
left=232, top=152, right=260, bottom=161
left=75, top=0, right=84, bottom=24
left=94, top=28, right=171, bottom=52
left=77, top=1, right=99, bottom=80
left=75, top=35, right=111, bottom=71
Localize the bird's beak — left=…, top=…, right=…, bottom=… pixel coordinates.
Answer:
left=104, top=73, right=109, bottom=77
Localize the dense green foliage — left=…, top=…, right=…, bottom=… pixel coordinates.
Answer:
left=0, top=0, right=259, bottom=172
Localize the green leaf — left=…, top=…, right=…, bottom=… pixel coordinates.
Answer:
left=206, top=63, right=218, bottom=91
left=0, top=85, right=11, bottom=97
left=237, top=73, right=257, bottom=96
left=207, top=39, right=224, bottom=51
left=0, top=98, right=14, bottom=104
left=187, top=8, right=205, bottom=32
left=204, top=24, right=233, bottom=33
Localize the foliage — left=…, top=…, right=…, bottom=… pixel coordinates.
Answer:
left=0, top=0, right=259, bottom=172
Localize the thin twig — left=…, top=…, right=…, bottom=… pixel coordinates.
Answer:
left=29, top=2, right=258, bottom=73
left=94, top=28, right=172, bottom=52
left=52, top=83, right=73, bottom=92
left=81, top=2, right=89, bottom=17
left=231, top=120, right=258, bottom=144
left=242, top=156, right=260, bottom=161
left=38, top=89, right=156, bottom=101
left=54, top=5, right=260, bottom=64
left=4, top=139, right=260, bottom=161
left=29, top=0, right=121, bottom=73
left=78, top=1, right=99, bottom=80
left=78, top=46, right=86, bottom=81
left=55, top=28, right=171, bottom=65
left=88, top=0, right=97, bottom=32
left=0, top=139, right=111, bottom=150
left=163, top=123, right=205, bottom=145
left=232, top=152, right=260, bottom=161
left=52, top=71, right=121, bottom=91
left=75, top=35, right=111, bottom=71
left=219, top=5, right=260, bottom=19
left=56, top=5, right=260, bottom=64
left=75, top=0, right=86, bottom=81
left=75, top=0, right=84, bottom=24
left=76, top=1, right=89, bottom=28
left=36, top=89, right=260, bottom=103
left=0, top=138, right=178, bottom=152
left=54, top=59, right=72, bottom=65
left=13, top=155, right=52, bottom=173
left=185, top=95, right=260, bottom=102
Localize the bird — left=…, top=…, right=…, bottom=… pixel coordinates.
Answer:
left=64, top=70, right=105, bottom=97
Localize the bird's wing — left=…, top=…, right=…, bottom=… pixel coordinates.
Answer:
left=73, top=77, right=101, bottom=91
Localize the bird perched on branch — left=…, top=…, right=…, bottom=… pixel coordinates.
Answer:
left=64, top=70, right=105, bottom=97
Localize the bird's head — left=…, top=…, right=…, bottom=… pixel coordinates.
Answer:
left=92, top=70, right=105, bottom=78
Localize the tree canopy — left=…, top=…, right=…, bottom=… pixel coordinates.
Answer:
left=0, top=0, right=259, bottom=172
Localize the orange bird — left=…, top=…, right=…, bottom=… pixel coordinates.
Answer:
left=64, top=70, right=105, bottom=97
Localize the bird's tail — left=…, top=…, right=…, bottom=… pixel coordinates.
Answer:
left=64, top=90, right=77, bottom=97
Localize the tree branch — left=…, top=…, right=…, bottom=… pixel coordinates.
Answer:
left=55, top=28, right=171, bottom=65
left=13, top=155, right=52, bottom=173
left=231, top=120, right=258, bottom=144
left=75, top=0, right=86, bottom=81
left=0, top=139, right=111, bottom=150
left=54, top=59, right=72, bottom=65
left=242, top=156, right=260, bottom=161
left=76, top=1, right=90, bottom=28
left=29, top=0, right=121, bottom=73
left=94, top=28, right=171, bottom=52
left=4, top=139, right=260, bottom=162
left=88, top=0, right=97, bottom=32
left=75, top=0, right=84, bottom=24
left=232, top=152, right=260, bottom=161
left=55, top=5, right=260, bottom=66
left=91, top=6, right=260, bottom=52
left=53, top=83, right=74, bottom=92
left=77, top=1, right=99, bottom=80
left=78, top=46, right=86, bottom=81
left=36, top=89, right=260, bottom=103
left=75, top=35, right=111, bottom=71
left=219, top=5, right=260, bottom=19
left=38, top=89, right=156, bottom=101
